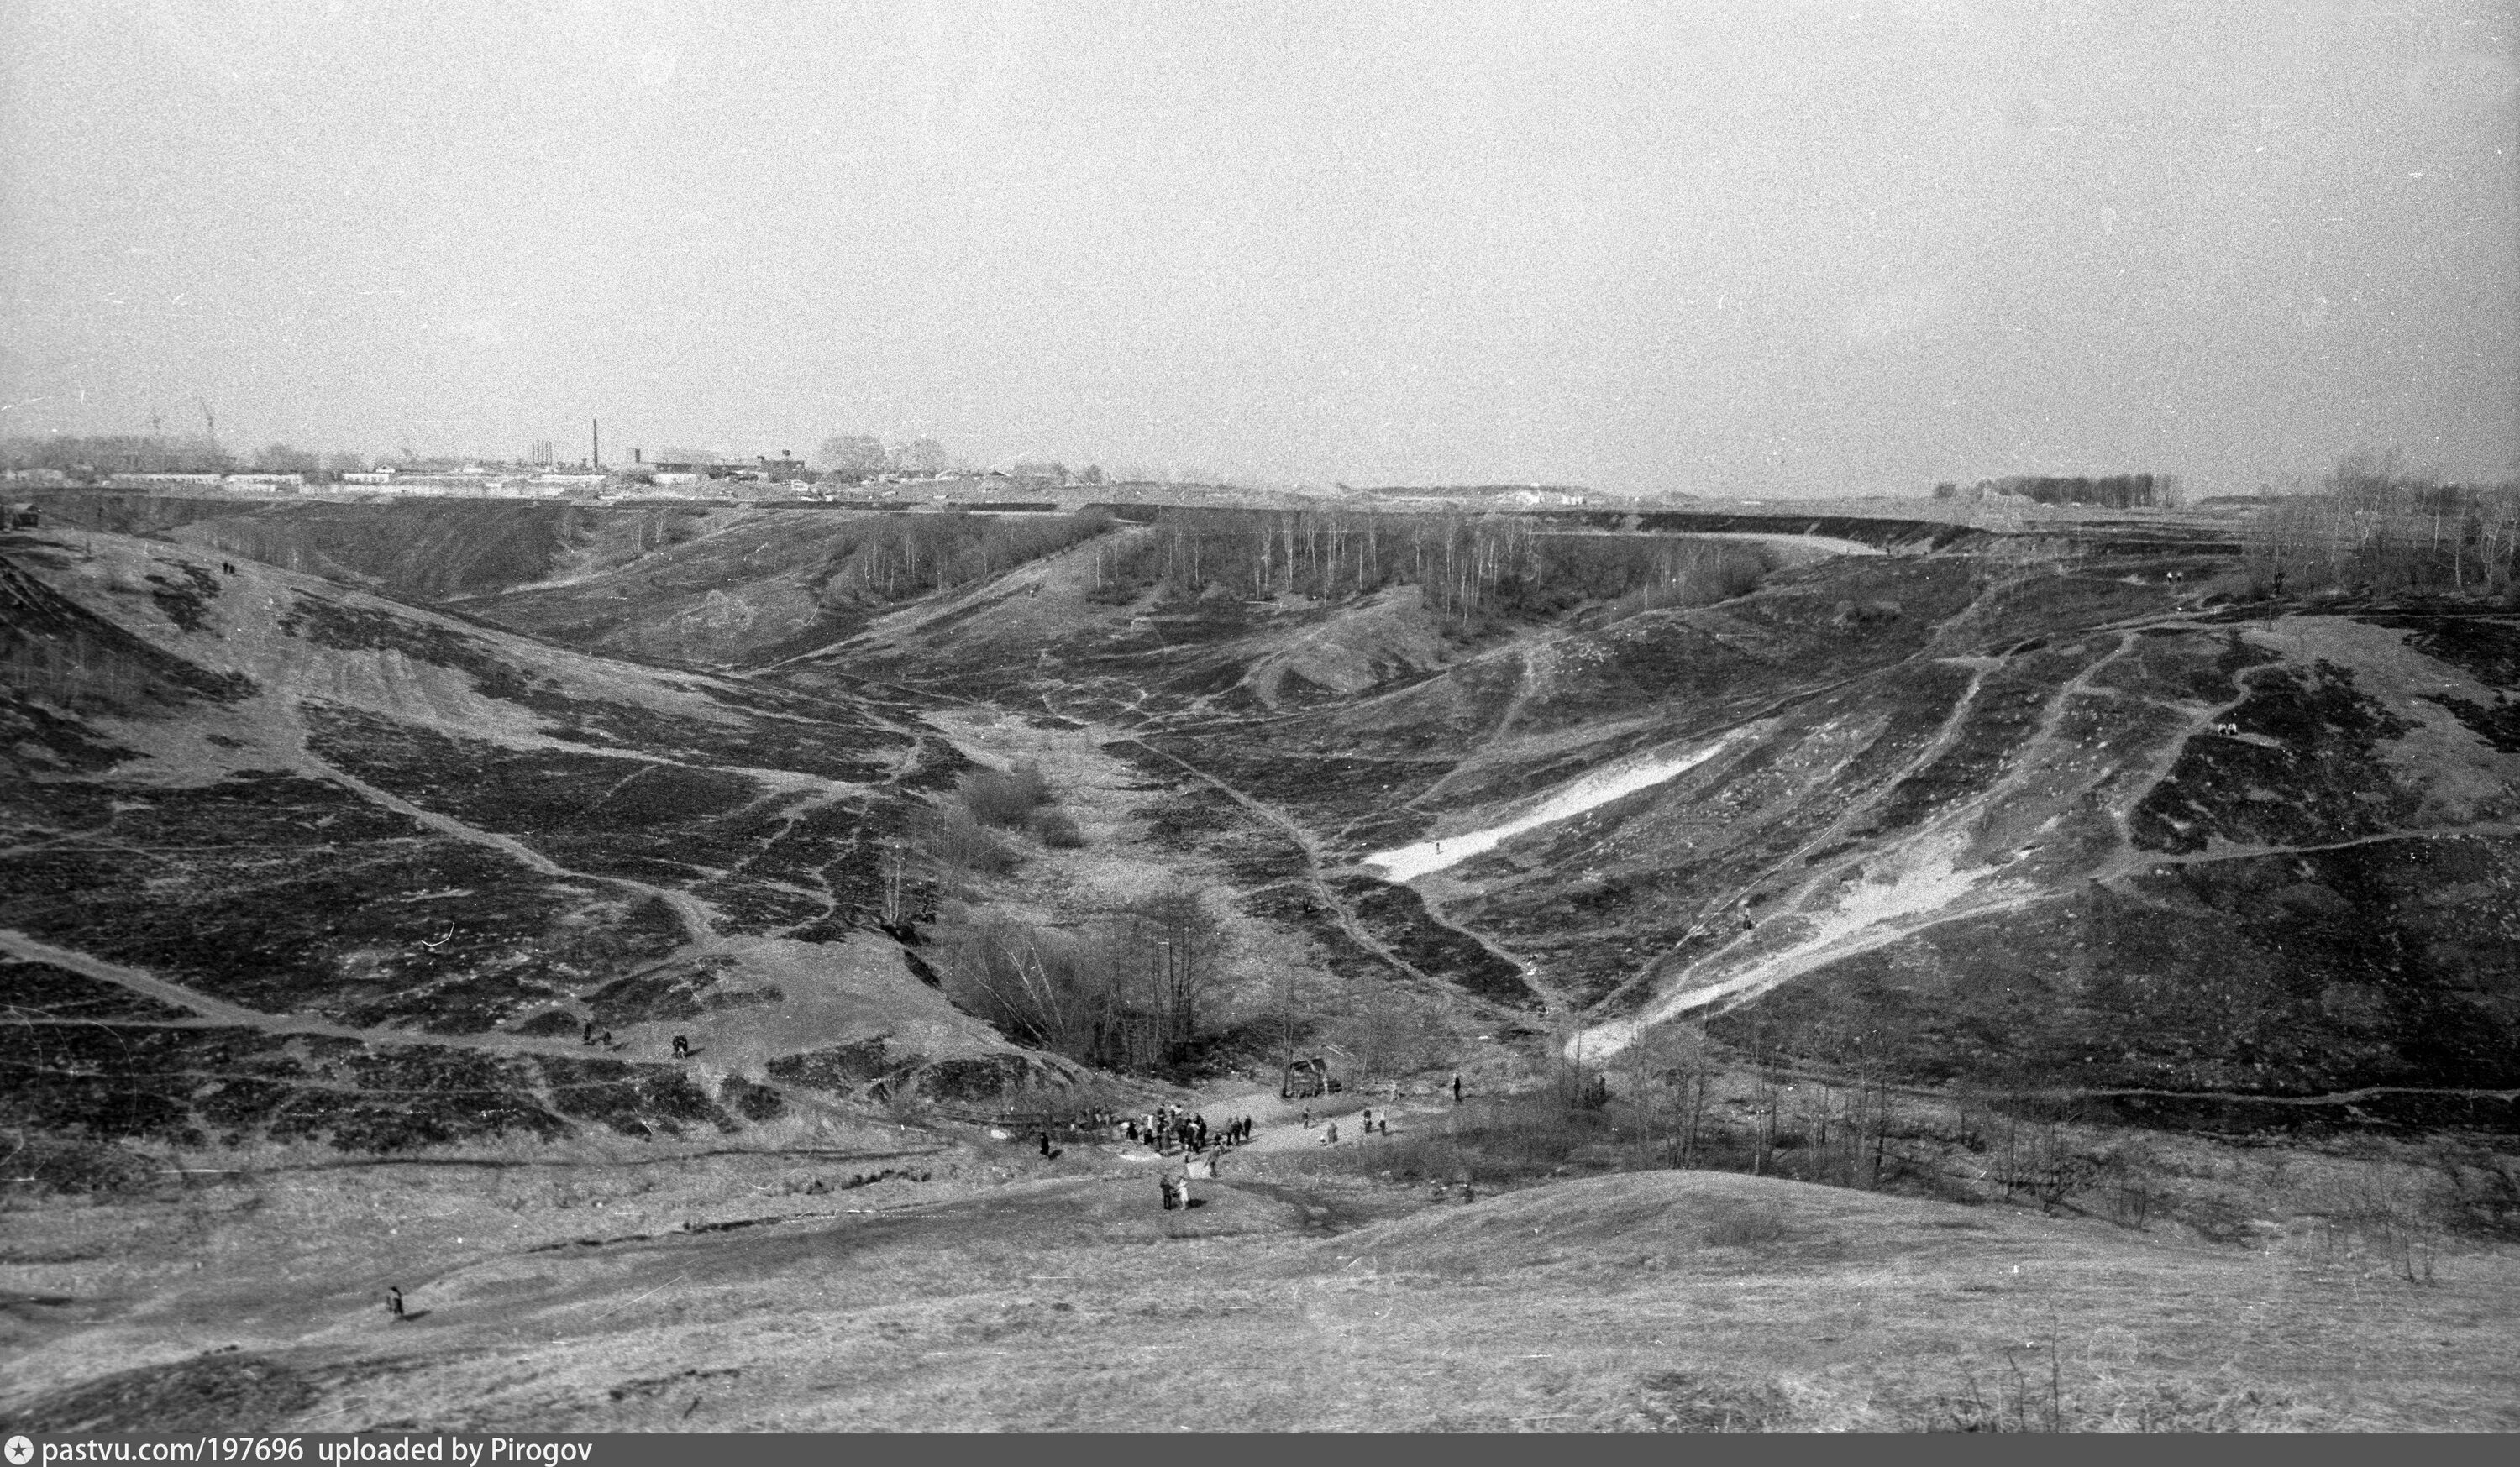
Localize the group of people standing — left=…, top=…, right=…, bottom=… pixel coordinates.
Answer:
left=1122, top=1101, right=1252, bottom=1155
left=1305, top=1105, right=1397, bottom=1145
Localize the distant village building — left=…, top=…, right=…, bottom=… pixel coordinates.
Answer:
left=107, top=472, right=226, bottom=490
left=4, top=501, right=38, bottom=529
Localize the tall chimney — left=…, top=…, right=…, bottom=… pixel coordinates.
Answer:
left=591, top=418, right=601, bottom=469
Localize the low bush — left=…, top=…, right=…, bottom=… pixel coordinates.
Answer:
left=1697, top=1199, right=1791, bottom=1250
left=959, top=764, right=1052, bottom=828
left=1030, top=806, right=1086, bottom=847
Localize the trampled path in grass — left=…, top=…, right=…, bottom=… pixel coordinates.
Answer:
left=0, top=925, right=603, bottom=1061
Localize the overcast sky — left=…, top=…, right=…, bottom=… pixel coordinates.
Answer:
left=3, top=1, right=2512, bottom=495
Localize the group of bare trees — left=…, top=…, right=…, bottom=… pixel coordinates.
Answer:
left=2, top=625, right=150, bottom=712
left=1093, top=506, right=1770, bottom=625
left=3, top=435, right=370, bottom=479
left=810, top=435, right=951, bottom=478
left=819, top=509, right=1113, bottom=605
left=932, top=883, right=1229, bottom=1075
left=2242, top=449, right=2520, bottom=598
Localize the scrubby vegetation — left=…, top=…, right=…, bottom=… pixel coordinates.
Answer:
left=957, top=763, right=1053, bottom=828
left=1030, top=806, right=1086, bottom=847
left=2241, top=448, right=2520, bottom=598
left=1083, top=506, right=1770, bottom=625
left=1257, top=1025, right=2517, bottom=1277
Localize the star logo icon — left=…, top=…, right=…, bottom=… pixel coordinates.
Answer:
left=6, top=1433, right=34, bottom=1465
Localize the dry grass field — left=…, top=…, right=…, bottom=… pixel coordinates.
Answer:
left=7, top=1115, right=2517, bottom=1433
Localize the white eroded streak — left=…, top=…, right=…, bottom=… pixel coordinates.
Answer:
left=1361, top=726, right=1758, bottom=883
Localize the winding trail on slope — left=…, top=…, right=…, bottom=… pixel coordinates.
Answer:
left=1572, top=633, right=2183, bottom=1053
left=1567, top=606, right=2518, bottom=1060
left=0, top=926, right=588, bottom=1061
left=1119, top=737, right=1554, bottom=1019
left=284, top=718, right=725, bottom=953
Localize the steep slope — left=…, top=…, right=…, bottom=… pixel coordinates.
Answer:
left=28, top=493, right=724, bottom=603
left=21, top=499, right=2512, bottom=1140
left=3, top=526, right=1074, bottom=1159
left=1014, top=529, right=2519, bottom=1124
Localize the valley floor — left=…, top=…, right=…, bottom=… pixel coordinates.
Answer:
left=5, top=1134, right=2517, bottom=1433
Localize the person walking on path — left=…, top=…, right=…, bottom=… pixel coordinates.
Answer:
left=1452, top=1073, right=1463, bottom=1104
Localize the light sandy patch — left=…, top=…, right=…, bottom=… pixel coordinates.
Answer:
left=1576, top=826, right=2034, bottom=1061
left=2248, top=616, right=2520, bottom=825
left=1362, top=724, right=1766, bottom=883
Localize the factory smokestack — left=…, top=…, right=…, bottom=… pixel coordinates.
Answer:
left=591, top=418, right=601, bottom=469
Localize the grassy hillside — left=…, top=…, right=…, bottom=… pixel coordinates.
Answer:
left=8, top=495, right=2518, bottom=1433
left=0, top=524, right=1079, bottom=1161
left=5, top=1159, right=2512, bottom=1432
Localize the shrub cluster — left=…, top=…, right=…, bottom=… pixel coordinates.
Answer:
left=958, top=764, right=1052, bottom=828
left=1030, top=806, right=1086, bottom=847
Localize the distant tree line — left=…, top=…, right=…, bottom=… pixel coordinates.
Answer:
left=809, top=435, right=958, bottom=479
left=2241, top=449, right=2520, bottom=598
left=1935, top=474, right=2178, bottom=509
left=4, top=435, right=371, bottom=480
left=1086, top=506, right=1772, bottom=625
